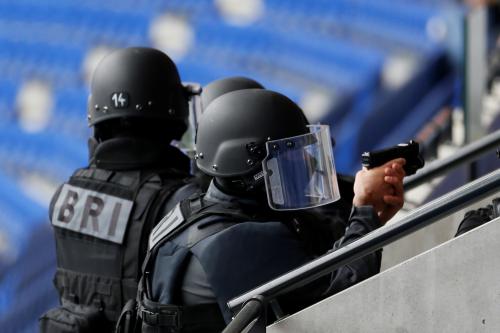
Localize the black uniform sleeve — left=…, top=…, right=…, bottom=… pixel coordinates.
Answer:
left=277, top=206, right=381, bottom=316
left=325, top=205, right=382, bottom=294
left=191, top=208, right=381, bottom=323
left=159, top=182, right=200, bottom=218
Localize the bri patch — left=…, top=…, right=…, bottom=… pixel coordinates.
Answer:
left=149, top=203, right=184, bottom=250
left=52, top=184, right=133, bottom=244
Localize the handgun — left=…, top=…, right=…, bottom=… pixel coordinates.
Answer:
left=361, top=140, right=425, bottom=176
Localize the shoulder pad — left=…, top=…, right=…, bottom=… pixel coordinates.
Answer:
left=148, top=203, right=185, bottom=250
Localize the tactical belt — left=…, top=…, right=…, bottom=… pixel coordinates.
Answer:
left=140, top=297, right=224, bottom=330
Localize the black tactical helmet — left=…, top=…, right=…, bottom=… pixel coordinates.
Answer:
left=87, top=47, right=188, bottom=138
left=201, top=76, right=264, bottom=108
left=195, top=89, right=308, bottom=178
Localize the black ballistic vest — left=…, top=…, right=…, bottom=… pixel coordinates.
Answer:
left=117, top=194, right=342, bottom=333
left=46, top=167, right=188, bottom=330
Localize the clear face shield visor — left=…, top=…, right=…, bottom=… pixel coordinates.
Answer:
left=262, top=125, right=340, bottom=211
left=173, top=82, right=203, bottom=158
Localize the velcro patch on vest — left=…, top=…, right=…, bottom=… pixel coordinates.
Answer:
left=149, top=203, right=184, bottom=250
left=52, top=184, right=133, bottom=244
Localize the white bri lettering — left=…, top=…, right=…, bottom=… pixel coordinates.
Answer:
left=52, top=184, right=133, bottom=244
left=149, top=203, right=184, bottom=250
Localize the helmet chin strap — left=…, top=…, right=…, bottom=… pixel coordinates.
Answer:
left=214, top=170, right=266, bottom=197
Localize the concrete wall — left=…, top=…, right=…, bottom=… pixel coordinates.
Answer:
left=381, top=195, right=496, bottom=270
left=268, top=216, right=500, bottom=333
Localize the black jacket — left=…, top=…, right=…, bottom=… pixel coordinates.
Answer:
left=150, top=181, right=382, bottom=325
left=42, top=138, right=199, bottom=332
left=50, top=137, right=199, bottom=218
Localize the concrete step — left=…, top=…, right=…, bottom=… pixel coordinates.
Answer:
left=268, top=216, right=500, bottom=333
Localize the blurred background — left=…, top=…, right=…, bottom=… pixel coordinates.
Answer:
left=0, top=0, right=498, bottom=331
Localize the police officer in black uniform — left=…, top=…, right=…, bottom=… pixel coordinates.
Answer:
left=201, top=76, right=264, bottom=108
left=201, top=76, right=356, bottom=242
left=199, top=76, right=354, bottom=228
left=39, top=47, right=199, bottom=332
left=136, top=89, right=406, bottom=332
left=187, top=76, right=266, bottom=192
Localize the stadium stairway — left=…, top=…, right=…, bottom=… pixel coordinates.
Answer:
left=0, top=0, right=461, bottom=174
left=219, top=164, right=500, bottom=333
left=267, top=215, right=500, bottom=332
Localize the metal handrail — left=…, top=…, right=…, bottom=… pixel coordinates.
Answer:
left=223, top=168, right=500, bottom=333
left=404, top=129, right=500, bottom=190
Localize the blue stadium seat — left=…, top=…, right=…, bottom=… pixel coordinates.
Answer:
left=0, top=223, right=57, bottom=332
left=0, top=3, right=151, bottom=46
left=373, top=74, right=456, bottom=151
left=0, top=80, right=18, bottom=122
left=261, top=0, right=446, bottom=56
left=0, top=39, right=85, bottom=87
left=0, top=125, right=87, bottom=180
left=49, top=86, right=89, bottom=139
left=178, top=58, right=303, bottom=103
left=333, top=51, right=453, bottom=173
left=0, top=172, right=47, bottom=278
left=188, top=20, right=382, bottom=94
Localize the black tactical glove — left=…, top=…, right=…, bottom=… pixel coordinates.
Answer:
left=455, top=206, right=494, bottom=237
